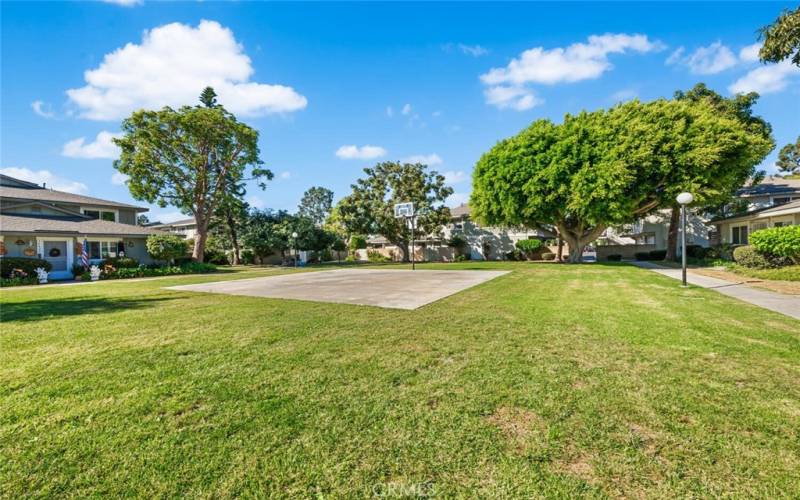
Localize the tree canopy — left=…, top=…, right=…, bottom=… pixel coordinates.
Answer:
left=114, top=88, right=271, bottom=262
left=471, top=97, right=774, bottom=262
left=777, top=137, right=800, bottom=175
left=336, top=161, right=453, bottom=261
left=298, top=186, right=334, bottom=225
left=759, top=6, right=800, bottom=66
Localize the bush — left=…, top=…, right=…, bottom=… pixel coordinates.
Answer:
left=349, top=235, right=367, bottom=251
left=732, top=245, right=789, bottom=269
left=0, top=257, right=52, bottom=278
left=606, top=254, right=622, bottom=261
left=706, top=244, right=734, bottom=261
left=101, top=256, right=139, bottom=269
left=102, top=262, right=217, bottom=279
left=634, top=252, right=650, bottom=261
left=686, top=245, right=707, bottom=259
left=240, top=249, right=255, bottom=265
left=504, top=249, right=523, bottom=261
left=515, top=239, right=544, bottom=259
left=1, top=275, right=38, bottom=287
left=447, top=234, right=467, bottom=248
left=367, top=250, right=390, bottom=263
left=319, top=248, right=333, bottom=262
left=750, top=226, right=800, bottom=263
left=455, top=254, right=468, bottom=262
left=146, top=234, right=189, bottom=262
left=541, top=252, right=556, bottom=261
left=649, top=249, right=667, bottom=261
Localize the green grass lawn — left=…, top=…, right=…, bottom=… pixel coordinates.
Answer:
left=2, top=263, right=799, bottom=497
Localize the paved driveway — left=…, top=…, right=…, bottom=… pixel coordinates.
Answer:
left=166, top=268, right=509, bottom=310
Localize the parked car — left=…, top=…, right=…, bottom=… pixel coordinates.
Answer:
left=582, top=246, right=597, bottom=263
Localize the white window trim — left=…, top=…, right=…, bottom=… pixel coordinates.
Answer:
left=80, top=237, right=124, bottom=260
left=80, top=206, right=119, bottom=222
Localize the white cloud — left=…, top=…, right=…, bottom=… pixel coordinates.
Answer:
left=62, top=131, right=121, bottom=159
left=278, top=171, right=291, bottom=180
left=729, top=60, right=800, bottom=95
left=481, top=33, right=662, bottom=87
left=432, top=110, right=442, bottom=117
left=386, top=106, right=393, bottom=117
left=739, top=42, right=762, bottom=63
left=446, top=192, right=469, bottom=207
left=459, top=44, right=489, bottom=57
left=401, top=103, right=412, bottom=115
left=610, top=88, right=638, bottom=103
left=111, top=171, right=129, bottom=186
left=31, top=100, right=55, bottom=118
left=665, top=47, right=685, bottom=66
left=402, top=153, right=443, bottom=166
left=66, top=20, right=307, bottom=121
left=443, top=170, right=467, bottom=184
left=0, top=167, right=88, bottom=194
left=484, top=85, right=542, bottom=111
left=335, top=144, right=387, bottom=160
left=680, top=41, right=737, bottom=74
left=247, top=195, right=265, bottom=209
left=101, top=0, right=142, bottom=6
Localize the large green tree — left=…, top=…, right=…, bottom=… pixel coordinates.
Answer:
left=663, top=84, right=774, bottom=260
left=114, top=89, right=270, bottom=262
left=777, top=136, right=800, bottom=175
left=759, top=6, right=800, bottom=66
left=471, top=98, right=773, bottom=262
left=241, top=209, right=293, bottom=263
left=297, top=186, right=334, bottom=225
left=336, top=161, right=453, bottom=261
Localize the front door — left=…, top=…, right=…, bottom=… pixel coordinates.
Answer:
left=43, top=240, right=68, bottom=271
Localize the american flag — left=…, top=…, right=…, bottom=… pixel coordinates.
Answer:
left=81, top=238, right=89, bottom=269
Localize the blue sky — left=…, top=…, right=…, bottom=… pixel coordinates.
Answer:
left=2, top=1, right=798, bottom=223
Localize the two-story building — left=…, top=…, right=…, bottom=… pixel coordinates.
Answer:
left=0, top=174, right=163, bottom=279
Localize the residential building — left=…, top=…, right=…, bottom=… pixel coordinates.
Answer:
left=0, top=174, right=162, bottom=279
left=149, top=218, right=198, bottom=240
left=712, top=200, right=800, bottom=245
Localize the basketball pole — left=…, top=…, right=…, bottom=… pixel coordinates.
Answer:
left=410, top=214, right=415, bottom=271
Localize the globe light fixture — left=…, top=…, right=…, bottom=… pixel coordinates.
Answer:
left=676, top=192, right=694, bottom=286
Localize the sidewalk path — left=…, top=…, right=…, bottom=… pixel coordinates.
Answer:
left=629, top=261, right=800, bottom=321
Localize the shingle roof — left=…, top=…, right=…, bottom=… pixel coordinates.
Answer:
left=0, top=184, right=147, bottom=210
left=736, top=176, right=800, bottom=198
left=710, top=199, right=800, bottom=223
left=450, top=203, right=471, bottom=218
left=0, top=213, right=165, bottom=237
left=150, top=218, right=195, bottom=228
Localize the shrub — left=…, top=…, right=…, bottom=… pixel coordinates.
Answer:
left=706, top=244, right=734, bottom=261
left=102, top=262, right=217, bottom=279
left=146, top=234, right=189, bottom=262
left=541, top=252, right=556, bottom=261
left=0, top=257, right=52, bottom=278
left=455, top=254, right=468, bottom=262
left=606, top=254, right=622, bottom=261
left=750, top=226, right=800, bottom=263
left=367, top=250, right=390, bottom=263
left=515, top=239, right=544, bottom=259
left=649, top=249, right=667, bottom=260
left=634, top=252, right=650, bottom=261
left=101, top=256, right=139, bottom=269
left=319, top=248, right=333, bottom=262
left=240, top=249, right=255, bottom=265
left=448, top=234, right=467, bottom=249
left=732, top=245, right=788, bottom=269
left=349, top=235, right=367, bottom=251
left=504, top=249, right=523, bottom=261
left=686, top=245, right=707, bottom=259
left=1, top=275, right=38, bottom=287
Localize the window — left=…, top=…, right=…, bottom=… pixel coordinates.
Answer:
left=87, top=241, right=120, bottom=259
left=83, top=209, right=116, bottom=222
left=774, top=222, right=785, bottom=228
left=732, top=225, right=748, bottom=245
left=773, top=197, right=791, bottom=205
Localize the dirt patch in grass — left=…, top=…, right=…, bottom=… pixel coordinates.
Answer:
left=553, top=453, right=597, bottom=485
left=486, top=406, right=544, bottom=448
left=690, top=269, right=800, bottom=295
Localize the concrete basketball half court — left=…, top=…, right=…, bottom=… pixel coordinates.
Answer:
left=166, top=268, right=509, bottom=310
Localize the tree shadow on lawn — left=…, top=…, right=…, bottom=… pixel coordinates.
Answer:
left=0, top=296, right=178, bottom=323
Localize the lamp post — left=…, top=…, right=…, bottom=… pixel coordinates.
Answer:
left=676, top=192, right=694, bottom=287
left=291, top=231, right=298, bottom=268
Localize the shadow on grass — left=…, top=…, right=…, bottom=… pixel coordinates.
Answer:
left=1, top=296, right=178, bottom=323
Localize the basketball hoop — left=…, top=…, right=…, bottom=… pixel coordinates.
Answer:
left=394, top=202, right=414, bottom=218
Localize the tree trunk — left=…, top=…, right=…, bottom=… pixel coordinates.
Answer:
left=226, top=210, right=241, bottom=265
left=665, top=205, right=680, bottom=262
left=192, top=229, right=208, bottom=263
left=557, top=223, right=607, bottom=263
left=556, top=237, right=564, bottom=262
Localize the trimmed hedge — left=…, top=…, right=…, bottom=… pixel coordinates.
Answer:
left=103, top=262, right=217, bottom=279
left=606, top=254, right=622, bottom=261
left=100, top=256, right=139, bottom=269
left=732, top=245, right=789, bottom=269
left=634, top=252, right=650, bottom=261
left=0, top=257, right=52, bottom=278
left=649, top=250, right=667, bottom=261
left=515, top=239, right=543, bottom=253
left=750, top=226, right=800, bottom=263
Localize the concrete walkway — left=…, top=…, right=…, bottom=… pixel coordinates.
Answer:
left=630, top=261, right=800, bottom=320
